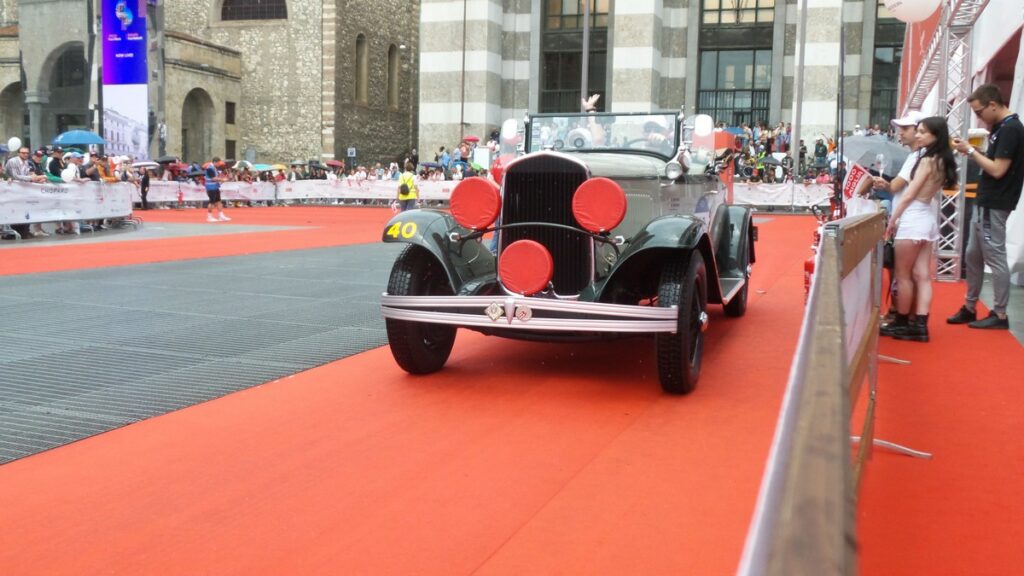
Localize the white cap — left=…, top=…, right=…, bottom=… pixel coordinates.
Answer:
left=891, top=110, right=927, bottom=128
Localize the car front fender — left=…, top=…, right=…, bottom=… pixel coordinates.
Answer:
left=381, top=209, right=496, bottom=294
left=585, top=215, right=723, bottom=303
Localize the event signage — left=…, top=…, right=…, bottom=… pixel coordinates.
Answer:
left=101, top=0, right=150, bottom=160
left=841, top=162, right=871, bottom=200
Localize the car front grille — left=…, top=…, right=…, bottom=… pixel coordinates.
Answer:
left=500, top=154, right=591, bottom=295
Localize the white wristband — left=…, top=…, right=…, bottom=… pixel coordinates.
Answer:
left=966, top=147, right=976, bottom=156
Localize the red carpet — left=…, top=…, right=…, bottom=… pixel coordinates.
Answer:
left=859, top=285, right=1024, bottom=575
left=0, top=207, right=392, bottom=276
left=0, top=213, right=814, bottom=574
left=0, top=209, right=1018, bottom=574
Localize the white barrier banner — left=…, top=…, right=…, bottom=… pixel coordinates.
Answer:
left=733, top=182, right=833, bottom=207
left=145, top=180, right=208, bottom=202
left=277, top=178, right=455, bottom=201
left=0, top=181, right=133, bottom=225
left=221, top=182, right=277, bottom=201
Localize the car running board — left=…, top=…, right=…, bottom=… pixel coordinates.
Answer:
left=720, top=277, right=746, bottom=304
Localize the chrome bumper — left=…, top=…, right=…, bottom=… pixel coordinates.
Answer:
left=381, top=294, right=680, bottom=333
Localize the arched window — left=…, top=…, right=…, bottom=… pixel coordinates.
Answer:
left=387, top=44, right=400, bottom=109
left=54, top=48, right=87, bottom=88
left=355, top=34, right=369, bottom=105
left=222, top=0, right=288, bottom=21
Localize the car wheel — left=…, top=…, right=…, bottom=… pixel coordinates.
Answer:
left=655, top=251, right=707, bottom=394
left=385, top=245, right=457, bottom=374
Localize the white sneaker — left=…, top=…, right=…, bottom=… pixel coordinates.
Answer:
left=207, top=214, right=218, bottom=222
left=218, top=214, right=231, bottom=221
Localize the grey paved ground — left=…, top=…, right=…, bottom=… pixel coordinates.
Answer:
left=0, top=242, right=403, bottom=464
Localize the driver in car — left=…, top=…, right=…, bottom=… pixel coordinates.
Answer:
left=642, top=116, right=675, bottom=154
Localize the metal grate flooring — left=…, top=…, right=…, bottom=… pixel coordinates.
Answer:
left=0, top=243, right=403, bottom=463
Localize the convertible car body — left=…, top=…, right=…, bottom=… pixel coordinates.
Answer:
left=380, top=111, right=756, bottom=393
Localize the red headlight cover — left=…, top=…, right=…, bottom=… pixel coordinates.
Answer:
left=498, top=240, right=554, bottom=296
left=572, top=177, right=627, bottom=233
left=450, top=177, right=501, bottom=230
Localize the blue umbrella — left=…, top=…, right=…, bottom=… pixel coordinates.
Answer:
left=724, top=127, right=745, bottom=135
left=52, top=130, right=106, bottom=146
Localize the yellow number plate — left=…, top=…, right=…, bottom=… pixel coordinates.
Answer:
left=386, top=221, right=418, bottom=239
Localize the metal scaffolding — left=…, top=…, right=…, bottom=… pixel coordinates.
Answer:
left=902, top=0, right=991, bottom=281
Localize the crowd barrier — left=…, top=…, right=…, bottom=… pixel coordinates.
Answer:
left=0, top=181, right=134, bottom=225
left=732, top=182, right=834, bottom=208
left=738, top=211, right=886, bottom=575
left=142, top=178, right=456, bottom=204
left=4, top=179, right=832, bottom=223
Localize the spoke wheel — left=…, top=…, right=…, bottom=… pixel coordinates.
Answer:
left=385, top=246, right=457, bottom=374
left=655, top=252, right=707, bottom=394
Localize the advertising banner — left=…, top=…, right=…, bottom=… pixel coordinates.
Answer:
left=732, top=182, right=834, bottom=208
left=102, top=0, right=149, bottom=160
left=144, top=181, right=278, bottom=203
left=0, top=181, right=133, bottom=225
left=277, top=179, right=455, bottom=201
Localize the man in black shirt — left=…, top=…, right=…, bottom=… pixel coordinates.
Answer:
left=949, top=84, right=1024, bottom=329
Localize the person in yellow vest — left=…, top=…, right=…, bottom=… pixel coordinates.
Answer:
left=396, top=161, right=418, bottom=211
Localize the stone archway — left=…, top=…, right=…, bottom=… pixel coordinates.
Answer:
left=181, top=88, right=215, bottom=163
left=0, top=83, right=25, bottom=145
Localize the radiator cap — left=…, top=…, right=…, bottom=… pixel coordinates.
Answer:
left=450, top=176, right=501, bottom=230
left=499, top=240, right=554, bottom=296
left=572, top=177, right=626, bottom=233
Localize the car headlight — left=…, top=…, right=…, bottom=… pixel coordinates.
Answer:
left=665, top=161, right=683, bottom=180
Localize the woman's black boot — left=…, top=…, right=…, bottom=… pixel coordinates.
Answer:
left=880, top=313, right=910, bottom=337
left=894, top=314, right=929, bottom=342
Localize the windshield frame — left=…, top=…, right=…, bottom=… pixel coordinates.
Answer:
left=525, top=111, right=682, bottom=161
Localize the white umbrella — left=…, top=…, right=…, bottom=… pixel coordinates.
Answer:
left=132, top=161, right=160, bottom=169
left=233, top=160, right=252, bottom=170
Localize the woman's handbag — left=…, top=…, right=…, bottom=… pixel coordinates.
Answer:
left=882, top=240, right=895, bottom=270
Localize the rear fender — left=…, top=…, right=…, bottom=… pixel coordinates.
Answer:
left=588, top=215, right=723, bottom=303
left=711, top=205, right=756, bottom=280
left=381, top=210, right=496, bottom=293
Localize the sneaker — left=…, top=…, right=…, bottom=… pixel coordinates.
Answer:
left=207, top=214, right=218, bottom=222
left=968, top=312, right=1009, bottom=330
left=218, top=214, right=231, bottom=221
left=946, top=306, right=977, bottom=325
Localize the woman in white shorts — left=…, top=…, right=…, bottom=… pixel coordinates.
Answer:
left=883, top=116, right=958, bottom=342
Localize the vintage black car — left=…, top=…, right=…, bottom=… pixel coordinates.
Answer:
left=380, top=111, right=755, bottom=394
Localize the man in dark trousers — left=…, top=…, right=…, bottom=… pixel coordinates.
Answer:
left=949, top=84, right=1024, bottom=329
left=204, top=157, right=230, bottom=222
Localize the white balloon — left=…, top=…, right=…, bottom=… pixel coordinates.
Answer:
left=7, top=136, right=21, bottom=151
left=884, top=0, right=942, bottom=24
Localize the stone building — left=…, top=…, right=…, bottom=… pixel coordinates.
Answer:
left=0, top=0, right=420, bottom=166
left=419, top=0, right=905, bottom=158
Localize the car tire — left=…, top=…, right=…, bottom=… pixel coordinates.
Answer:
left=655, top=251, right=707, bottom=394
left=385, top=245, right=457, bottom=374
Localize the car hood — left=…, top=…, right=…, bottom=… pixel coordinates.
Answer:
left=565, top=152, right=666, bottom=179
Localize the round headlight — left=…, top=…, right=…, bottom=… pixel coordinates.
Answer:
left=665, top=161, right=683, bottom=180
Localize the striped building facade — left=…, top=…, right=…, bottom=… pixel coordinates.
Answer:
left=419, top=0, right=903, bottom=157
